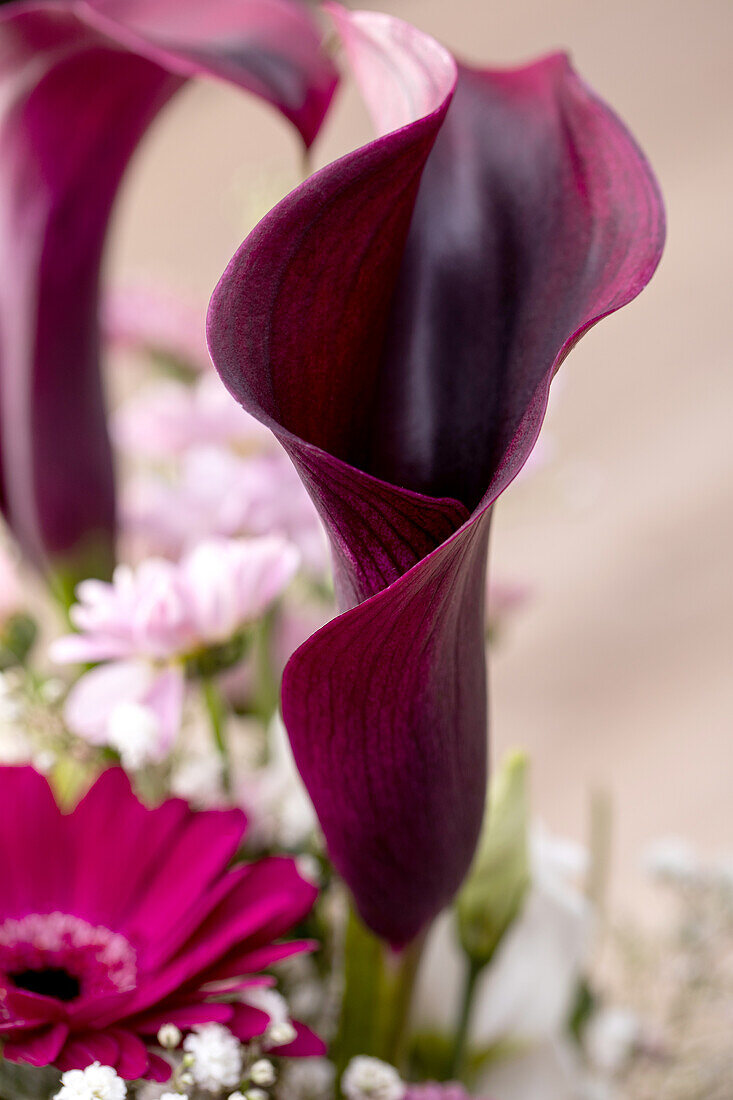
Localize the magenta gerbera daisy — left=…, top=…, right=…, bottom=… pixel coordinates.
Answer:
left=0, top=767, right=323, bottom=1081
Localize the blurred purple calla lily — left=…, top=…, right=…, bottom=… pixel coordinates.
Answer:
left=208, top=8, right=665, bottom=945
left=0, top=0, right=337, bottom=587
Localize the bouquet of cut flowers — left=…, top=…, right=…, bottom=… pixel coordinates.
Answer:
left=0, top=2, right=667, bottom=1098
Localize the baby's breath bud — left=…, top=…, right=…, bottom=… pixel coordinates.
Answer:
left=250, top=1059, right=276, bottom=1087
left=157, top=1023, right=182, bottom=1049
left=266, top=1020, right=297, bottom=1047
left=341, top=1057, right=405, bottom=1100
left=179, top=1073, right=194, bottom=1088
left=181, top=1053, right=195, bottom=1068
left=246, top=1089, right=269, bottom=1100
left=228, top=1093, right=247, bottom=1100
left=159, top=1094, right=188, bottom=1100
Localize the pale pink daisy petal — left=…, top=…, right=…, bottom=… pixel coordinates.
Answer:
left=181, top=538, right=300, bottom=643
left=52, top=538, right=300, bottom=665
left=103, top=285, right=210, bottom=372
left=64, top=661, right=185, bottom=765
left=112, top=375, right=272, bottom=459
left=121, top=447, right=327, bottom=574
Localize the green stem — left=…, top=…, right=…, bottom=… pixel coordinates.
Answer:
left=202, top=677, right=231, bottom=795
left=251, top=609, right=279, bottom=726
left=334, top=906, right=426, bottom=1080
left=386, top=933, right=424, bottom=1071
left=448, top=957, right=483, bottom=1080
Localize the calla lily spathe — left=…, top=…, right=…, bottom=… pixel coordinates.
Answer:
left=0, top=0, right=337, bottom=587
left=208, top=6, right=665, bottom=946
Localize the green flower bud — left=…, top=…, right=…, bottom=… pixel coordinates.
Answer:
left=456, top=750, right=531, bottom=968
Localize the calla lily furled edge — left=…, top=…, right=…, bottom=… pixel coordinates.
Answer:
left=0, top=0, right=337, bottom=586
left=208, top=7, right=665, bottom=947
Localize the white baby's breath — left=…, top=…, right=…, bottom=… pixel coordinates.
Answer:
left=54, top=1062, right=126, bottom=1100
left=341, top=1057, right=405, bottom=1100
left=182, top=1023, right=243, bottom=1091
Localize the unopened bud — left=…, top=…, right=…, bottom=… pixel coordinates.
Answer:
left=266, top=1020, right=297, bottom=1047
left=157, top=1023, right=182, bottom=1049
left=456, top=751, right=531, bottom=968
left=250, top=1059, right=276, bottom=1087
left=341, top=1056, right=404, bottom=1100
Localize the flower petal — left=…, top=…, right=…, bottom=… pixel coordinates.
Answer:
left=208, top=8, right=664, bottom=947
left=2, top=1022, right=69, bottom=1067
left=0, top=766, right=69, bottom=914
left=0, top=0, right=337, bottom=578
left=55, top=1032, right=120, bottom=1072
left=267, top=1019, right=327, bottom=1056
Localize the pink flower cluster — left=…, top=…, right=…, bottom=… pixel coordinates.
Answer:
left=123, top=446, right=328, bottom=577
left=51, top=538, right=298, bottom=765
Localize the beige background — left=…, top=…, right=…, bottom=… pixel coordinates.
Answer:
left=108, top=0, right=733, bottom=916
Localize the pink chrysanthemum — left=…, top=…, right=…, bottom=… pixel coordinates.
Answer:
left=0, top=767, right=323, bottom=1081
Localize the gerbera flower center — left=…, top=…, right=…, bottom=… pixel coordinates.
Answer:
left=10, top=966, right=81, bottom=1002
left=0, top=913, right=137, bottom=1003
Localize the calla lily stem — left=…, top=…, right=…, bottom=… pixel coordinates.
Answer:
left=334, top=907, right=425, bottom=1079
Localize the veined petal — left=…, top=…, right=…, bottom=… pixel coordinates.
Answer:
left=208, top=8, right=664, bottom=944
left=0, top=0, right=337, bottom=582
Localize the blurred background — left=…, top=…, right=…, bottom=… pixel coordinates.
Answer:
left=107, top=0, right=733, bottom=921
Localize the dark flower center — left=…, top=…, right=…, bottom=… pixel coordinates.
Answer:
left=10, top=967, right=81, bottom=1002
left=0, top=913, right=138, bottom=1004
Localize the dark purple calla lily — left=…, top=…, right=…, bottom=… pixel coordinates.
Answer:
left=208, top=8, right=665, bottom=946
left=0, top=0, right=337, bottom=588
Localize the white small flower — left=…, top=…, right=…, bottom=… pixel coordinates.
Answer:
left=266, top=1020, right=297, bottom=1048
left=229, top=1093, right=247, bottom=1100
left=159, top=1094, right=188, bottom=1100
left=54, top=1062, right=127, bottom=1100
left=157, top=1023, right=182, bottom=1049
left=643, top=837, right=701, bottom=885
left=341, top=1057, right=405, bottom=1100
left=296, top=854, right=322, bottom=886
left=107, top=700, right=162, bottom=770
left=250, top=1059, right=276, bottom=1087
left=183, top=1023, right=243, bottom=1091
left=585, top=1006, right=639, bottom=1073
left=246, top=1090, right=269, bottom=1100
left=32, top=748, right=57, bottom=773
